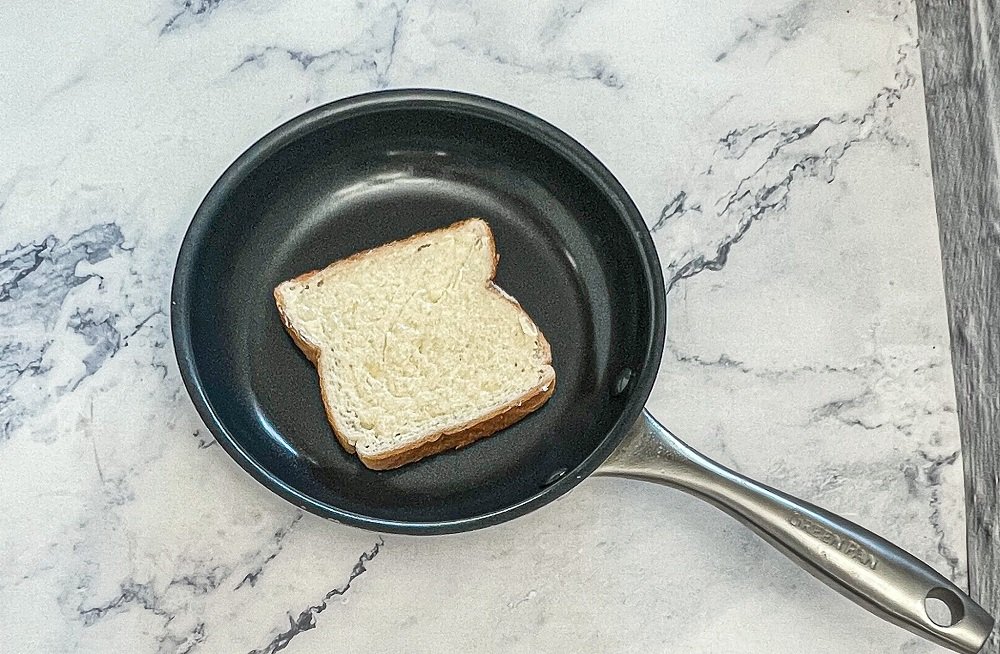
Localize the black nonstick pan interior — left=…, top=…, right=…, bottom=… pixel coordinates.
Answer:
left=171, top=90, right=665, bottom=532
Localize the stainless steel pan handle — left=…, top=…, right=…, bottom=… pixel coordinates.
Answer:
left=595, top=410, right=994, bottom=653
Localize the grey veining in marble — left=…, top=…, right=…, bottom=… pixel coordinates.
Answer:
left=0, top=0, right=967, bottom=652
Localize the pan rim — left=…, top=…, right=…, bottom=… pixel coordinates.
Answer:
left=170, top=88, right=667, bottom=534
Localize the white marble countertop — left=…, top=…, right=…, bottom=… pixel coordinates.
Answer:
left=0, top=1, right=967, bottom=652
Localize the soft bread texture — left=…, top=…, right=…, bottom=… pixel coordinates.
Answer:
left=273, top=219, right=555, bottom=470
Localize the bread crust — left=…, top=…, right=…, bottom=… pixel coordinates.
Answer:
left=273, top=218, right=555, bottom=470
left=359, top=373, right=555, bottom=469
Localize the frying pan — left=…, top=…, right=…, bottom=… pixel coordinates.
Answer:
left=171, top=89, right=994, bottom=653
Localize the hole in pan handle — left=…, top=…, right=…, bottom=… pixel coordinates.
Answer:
left=594, top=410, right=995, bottom=654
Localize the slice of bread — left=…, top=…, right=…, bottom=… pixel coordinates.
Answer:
left=274, top=218, right=555, bottom=470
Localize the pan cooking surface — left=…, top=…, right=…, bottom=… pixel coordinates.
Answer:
left=172, top=91, right=665, bottom=532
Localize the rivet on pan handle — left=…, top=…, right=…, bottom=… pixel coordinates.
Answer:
left=594, top=410, right=995, bottom=654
